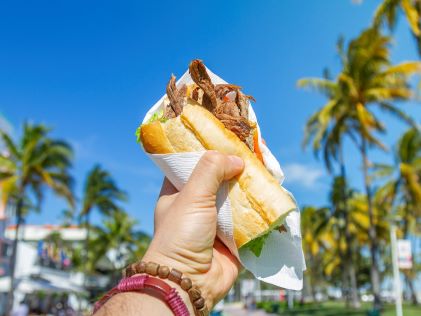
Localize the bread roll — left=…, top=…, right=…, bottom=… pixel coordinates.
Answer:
left=140, top=103, right=297, bottom=248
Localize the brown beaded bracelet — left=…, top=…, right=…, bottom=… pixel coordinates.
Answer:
left=123, top=261, right=209, bottom=316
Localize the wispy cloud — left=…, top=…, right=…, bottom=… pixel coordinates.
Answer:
left=283, top=163, right=324, bottom=188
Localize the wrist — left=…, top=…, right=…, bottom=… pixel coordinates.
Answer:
left=142, top=250, right=214, bottom=311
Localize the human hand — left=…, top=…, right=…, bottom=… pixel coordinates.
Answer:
left=143, top=151, right=244, bottom=311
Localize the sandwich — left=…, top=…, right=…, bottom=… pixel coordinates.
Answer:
left=136, top=60, right=297, bottom=256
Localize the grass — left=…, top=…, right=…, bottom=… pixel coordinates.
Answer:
left=258, top=301, right=421, bottom=315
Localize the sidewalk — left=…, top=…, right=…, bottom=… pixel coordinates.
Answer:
left=223, top=303, right=277, bottom=316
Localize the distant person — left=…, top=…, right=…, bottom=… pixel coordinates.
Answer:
left=11, top=300, right=29, bottom=316
left=93, top=152, right=244, bottom=315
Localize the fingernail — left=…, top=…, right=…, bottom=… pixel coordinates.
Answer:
left=228, top=155, right=244, bottom=169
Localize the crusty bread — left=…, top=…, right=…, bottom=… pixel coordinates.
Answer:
left=140, top=103, right=297, bottom=248
left=140, top=121, right=174, bottom=154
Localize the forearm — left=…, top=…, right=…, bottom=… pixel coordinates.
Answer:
left=94, top=292, right=173, bottom=316
left=94, top=280, right=195, bottom=316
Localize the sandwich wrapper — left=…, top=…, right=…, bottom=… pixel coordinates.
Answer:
left=142, top=68, right=306, bottom=290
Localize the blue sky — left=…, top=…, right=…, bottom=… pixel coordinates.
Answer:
left=1, top=0, right=420, bottom=235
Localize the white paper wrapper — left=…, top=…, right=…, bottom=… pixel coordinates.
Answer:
left=142, top=67, right=306, bottom=290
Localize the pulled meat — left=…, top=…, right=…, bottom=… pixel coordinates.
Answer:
left=163, top=59, right=256, bottom=150
left=165, top=74, right=186, bottom=118
left=215, top=84, right=241, bottom=100
left=189, top=59, right=218, bottom=112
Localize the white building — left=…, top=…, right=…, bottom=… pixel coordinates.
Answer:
left=0, top=225, right=97, bottom=314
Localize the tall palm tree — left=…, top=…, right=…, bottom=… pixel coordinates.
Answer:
left=373, top=127, right=421, bottom=304
left=0, top=123, right=74, bottom=314
left=79, top=165, right=127, bottom=272
left=373, top=0, right=421, bottom=56
left=299, top=49, right=360, bottom=307
left=298, top=28, right=421, bottom=307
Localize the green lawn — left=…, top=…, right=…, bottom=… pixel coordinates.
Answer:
left=259, top=301, right=421, bottom=316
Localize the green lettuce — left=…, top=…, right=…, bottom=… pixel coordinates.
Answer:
left=135, top=126, right=141, bottom=143
left=135, top=109, right=168, bottom=143
left=243, top=231, right=271, bottom=257
left=147, top=109, right=167, bottom=123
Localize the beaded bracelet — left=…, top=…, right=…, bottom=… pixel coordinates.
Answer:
left=124, top=261, right=209, bottom=316
left=93, top=274, right=189, bottom=316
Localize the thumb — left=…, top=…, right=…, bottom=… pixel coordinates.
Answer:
left=180, top=151, right=244, bottom=202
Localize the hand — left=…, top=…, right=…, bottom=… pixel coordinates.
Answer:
left=143, top=151, right=244, bottom=310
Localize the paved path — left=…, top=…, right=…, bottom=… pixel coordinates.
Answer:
left=223, top=303, right=276, bottom=316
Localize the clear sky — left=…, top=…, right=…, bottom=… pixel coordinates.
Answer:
left=1, top=0, right=420, bottom=235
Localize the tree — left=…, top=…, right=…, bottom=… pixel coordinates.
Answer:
left=78, top=165, right=127, bottom=274
left=373, top=0, right=421, bottom=55
left=373, top=127, right=421, bottom=304
left=298, top=50, right=360, bottom=307
left=86, top=210, right=150, bottom=284
left=0, top=123, right=74, bottom=314
left=301, top=206, right=330, bottom=301
left=298, top=28, right=421, bottom=307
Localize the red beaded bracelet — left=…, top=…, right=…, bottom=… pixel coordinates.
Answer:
left=93, top=274, right=190, bottom=316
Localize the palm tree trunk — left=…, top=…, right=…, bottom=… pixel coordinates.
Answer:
left=348, top=263, right=360, bottom=308
left=341, top=261, right=349, bottom=305
left=7, top=197, right=24, bottom=316
left=339, top=147, right=360, bottom=308
left=402, top=210, right=419, bottom=305
left=361, top=137, right=381, bottom=309
left=306, top=254, right=317, bottom=302
left=85, top=212, right=91, bottom=272
left=405, top=273, right=419, bottom=305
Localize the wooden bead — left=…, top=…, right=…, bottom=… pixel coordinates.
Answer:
left=193, top=297, right=205, bottom=309
left=188, top=287, right=202, bottom=301
left=195, top=305, right=209, bottom=316
left=124, top=264, right=136, bottom=277
left=168, top=268, right=183, bottom=284
left=180, top=277, right=192, bottom=291
left=145, top=262, right=159, bottom=276
left=135, top=261, right=146, bottom=273
left=158, top=265, right=170, bottom=278
left=122, top=266, right=129, bottom=278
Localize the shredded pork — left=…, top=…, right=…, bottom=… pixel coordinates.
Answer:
left=163, top=59, right=256, bottom=150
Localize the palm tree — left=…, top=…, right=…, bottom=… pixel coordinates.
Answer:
left=0, top=123, right=74, bottom=314
left=87, top=210, right=150, bottom=285
left=299, top=50, right=360, bottom=307
left=301, top=206, right=331, bottom=301
left=373, top=127, right=421, bottom=304
left=79, top=165, right=127, bottom=273
left=298, top=28, right=421, bottom=307
left=373, top=0, right=421, bottom=56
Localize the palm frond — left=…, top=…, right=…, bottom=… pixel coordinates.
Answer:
left=382, top=61, right=421, bottom=75
left=372, top=0, right=400, bottom=30
left=378, top=102, right=418, bottom=128
left=0, top=131, right=20, bottom=160
left=402, top=0, right=421, bottom=36
left=371, top=163, right=395, bottom=179
left=297, top=78, right=337, bottom=97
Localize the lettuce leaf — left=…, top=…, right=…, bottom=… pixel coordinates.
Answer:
left=147, top=109, right=167, bottom=124
left=243, top=232, right=271, bottom=257
left=135, top=109, right=168, bottom=143
left=135, top=126, right=141, bottom=143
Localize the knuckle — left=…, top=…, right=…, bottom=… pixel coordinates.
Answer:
left=201, top=151, right=225, bottom=169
